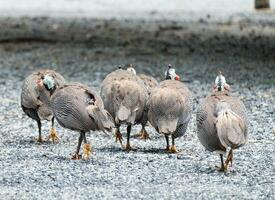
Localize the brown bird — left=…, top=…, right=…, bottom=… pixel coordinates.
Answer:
left=127, top=66, right=158, bottom=140
left=100, top=68, right=148, bottom=150
left=196, top=73, right=248, bottom=172
left=51, top=83, right=114, bottom=160
left=21, top=69, right=65, bottom=143
left=147, top=64, right=193, bottom=153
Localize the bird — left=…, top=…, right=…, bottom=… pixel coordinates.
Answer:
left=126, top=65, right=158, bottom=140
left=147, top=64, right=193, bottom=153
left=196, top=72, right=248, bottom=172
left=100, top=68, right=148, bottom=150
left=51, top=83, right=114, bottom=160
left=21, top=69, right=65, bottom=143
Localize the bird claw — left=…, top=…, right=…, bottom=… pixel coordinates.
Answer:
left=167, top=145, right=180, bottom=154
left=82, top=143, right=92, bottom=160
left=115, top=131, right=124, bottom=147
left=123, top=143, right=137, bottom=152
left=36, top=137, right=43, bottom=143
left=71, top=154, right=82, bottom=160
left=215, top=165, right=228, bottom=172
left=46, top=128, right=60, bottom=143
left=225, top=151, right=233, bottom=168
left=137, top=129, right=150, bottom=140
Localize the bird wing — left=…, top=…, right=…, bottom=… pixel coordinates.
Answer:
left=196, top=97, right=226, bottom=152
left=52, top=83, right=113, bottom=132
left=51, top=85, right=92, bottom=131
left=215, top=95, right=248, bottom=148
left=21, top=74, right=42, bottom=109
left=216, top=108, right=247, bottom=149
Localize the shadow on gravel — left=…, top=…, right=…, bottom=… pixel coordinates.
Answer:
left=3, top=138, right=53, bottom=146
left=95, top=146, right=124, bottom=153
left=138, top=148, right=169, bottom=154
left=43, top=154, right=71, bottom=162
left=96, top=146, right=169, bottom=154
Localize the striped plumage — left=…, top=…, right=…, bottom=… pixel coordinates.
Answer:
left=21, top=69, right=65, bottom=143
left=196, top=89, right=248, bottom=171
left=147, top=79, right=193, bottom=153
left=100, top=68, right=148, bottom=150
left=51, top=83, right=114, bottom=160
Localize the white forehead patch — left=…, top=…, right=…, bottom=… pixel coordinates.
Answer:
left=43, top=75, right=55, bottom=89
left=165, top=68, right=177, bottom=79
left=127, top=67, right=136, bottom=75
left=215, top=74, right=226, bottom=90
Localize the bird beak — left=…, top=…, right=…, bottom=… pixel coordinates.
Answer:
left=175, top=75, right=180, bottom=81
left=36, top=79, right=43, bottom=87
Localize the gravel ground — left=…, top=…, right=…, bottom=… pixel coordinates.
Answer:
left=0, top=36, right=274, bottom=199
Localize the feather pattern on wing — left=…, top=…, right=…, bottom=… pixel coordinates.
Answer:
left=51, top=83, right=114, bottom=132
left=196, top=91, right=248, bottom=152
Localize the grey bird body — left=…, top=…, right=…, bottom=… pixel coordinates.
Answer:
left=138, top=74, right=158, bottom=96
left=147, top=79, right=193, bottom=152
left=196, top=89, right=248, bottom=171
left=100, top=69, right=148, bottom=149
left=51, top=82, right=113, bottom=132
left=196, top=91, right=248, bottom=152
left=51, top=83, right=114, bottom=159
left=21, top=69, right=65, bottom=142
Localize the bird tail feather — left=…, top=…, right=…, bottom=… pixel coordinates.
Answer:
left=158, top=119, right=178, bottom=135
left=216, top=109, right=246, bottom=148
left=87, top=105, right=115, bottom=133
left=116, top=105, right=131, bottom=123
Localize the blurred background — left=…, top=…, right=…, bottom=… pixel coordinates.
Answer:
left=1, top=0, right=275, bottom=18
left=1, top=0, right=275, bottom=42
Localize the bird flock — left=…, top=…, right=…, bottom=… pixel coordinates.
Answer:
left=21, top=64, right=248, bottom=172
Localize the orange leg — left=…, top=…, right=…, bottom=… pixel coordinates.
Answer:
left=115, top=126, right=124, bottom=148
left=168, top=136, right=180, bottom=153
left=137, top=126, right=150, bottom=140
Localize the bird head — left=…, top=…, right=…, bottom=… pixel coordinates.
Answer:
left=165, top=64, right=180, bottom=80
left=39, top=75, right=56, bottom=91
left=214, top=71, right=226, bottom=91
left=126, top=64, right=137, bottom=75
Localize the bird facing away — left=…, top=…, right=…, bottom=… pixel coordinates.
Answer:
left=51, top=83, right=114, bottom=160
left=127, top=65, right=158, bottom=140
left=147, top=64, right=193, bottom=153
left=21, top=69, right=65, bottom=143
left=196, top=73, right=248, bottom=171
left=100, top=68, right=148, bottom=150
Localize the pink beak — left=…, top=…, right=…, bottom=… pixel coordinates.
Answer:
left=175, top=75, right=180, bottom=81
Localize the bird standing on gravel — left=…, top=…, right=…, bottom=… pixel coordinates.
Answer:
left=147, top=64, right=193, bottom=153
left=127, top=65, right=158, bottom=140
left=51, top=83, right=114, bottom=160
left=21, top=69, right=65, bottom=143
left=196, top=72, right=248, bottom=171
left=100, top=68, right=148, bottom=150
